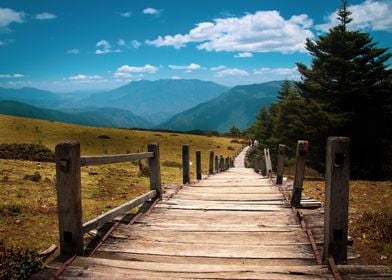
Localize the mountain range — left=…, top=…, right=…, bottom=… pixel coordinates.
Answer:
left=0, top=79, right=283, bottom=132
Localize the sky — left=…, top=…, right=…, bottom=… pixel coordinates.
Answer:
left=0, top=0, right=391, bottom=92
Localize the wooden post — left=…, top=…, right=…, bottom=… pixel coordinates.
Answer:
left=291, top=140, right=309, bottom=207
left=148, top=143, right=162, bottom=199
left=219, top=155, right=224, bottom=171
left=182, top=145, right=190, bottom=184
left=225, top=157, right=229, bottom=170
left=55, top=141, right=83, bottom=256
left=215, top=155, right=219, bottom=173
left=209, top=151, right=214, bottom=174
left=276, top=144, right=286, bottom=184
left=196, top=151, right=202, bottom=180
left=264, top=148, right=273, bottom=177
left=324, top=137, right=350, bottom=264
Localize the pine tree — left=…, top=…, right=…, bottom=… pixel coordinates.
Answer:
left=296, top=1, right=392, bottom=178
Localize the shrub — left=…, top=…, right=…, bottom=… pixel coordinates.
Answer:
left=227, top=146, right=235, bottom=151
left=0, top=144, right=54, bottom=162
left=98, top=135, right=111, bottom=139
left=162, top=161, right=182, bottom=168
left=24, top=172, right=41, bottom=182
left=360, top=207, right=392, bottom=242
left=0, top=204, right=22, bottom=216
left=0, top=242, right=42, bottom=280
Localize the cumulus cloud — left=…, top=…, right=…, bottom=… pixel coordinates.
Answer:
left=214, top=68, right=249, bottom=77
left=120, top=11, right=132, bottom=18
left=0, top=8, right=25, bottom=32
left=131, top=40, right=142, bottom=48
left=114, top=64, right=158, bottom=78
left=117, top=39, right=142, bottom=49
left=67, top=48, right=79, bottom=54
left=35, top=12, right=57, bottom=20
left=316, top=0, right=392, bottom=32
left=143, top=8, right=160, bottom=15
left=253, top=67, right=300, bottom=80
left=95, top=40, right=121, bottom=54
left=0, top=73, right=24, bottom=78
left=146, top=11, right=314, bottom=53
left=117, top=39, right=126, bottom=46
left=234, top=52, right=253, bottom=58
left=171, top=76, right=181, bottom=80
left=168, top=63, right=201, bottom=72
left=68, top=74, right=102, bottom=81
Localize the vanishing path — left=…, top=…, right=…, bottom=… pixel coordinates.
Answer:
left=35, top=147, right=392, bottom=279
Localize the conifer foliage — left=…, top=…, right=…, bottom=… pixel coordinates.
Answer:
left=251, top=1, right=392, bottom=178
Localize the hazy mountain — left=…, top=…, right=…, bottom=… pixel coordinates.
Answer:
left=0, top=101, right=152, bottom=129
left=158, top=81, right=282, bottom=133
left=0, top=87, right=63, bottom=108
left=82, top=79, right=228, bottom=124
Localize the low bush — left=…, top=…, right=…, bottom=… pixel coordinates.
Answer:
left=0, top=144, right=54, bottom=162
left=162, top=161, right=182, bottom=168
left=360, top=207, right=392, bottom=242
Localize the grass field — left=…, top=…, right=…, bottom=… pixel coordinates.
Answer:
left=0, top=114, right=242, bottom=252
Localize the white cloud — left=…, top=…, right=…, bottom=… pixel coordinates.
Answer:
left=168, top=63, right=201, bottom=72
left=35, top=12, right=57, bottom=20
left=210, top=65, right=226, bottom=71
left=171, top=76, right=181, bottom=80
left=316, top=0, right=392, bottom=32
left=146, top=11, right=314, bottom=53
left=132, top=40, right=142, bottom=48
left=117, top=39, right=126, bottom=46
left=253, top=67, right=299, bottom=80
left=214, top=68, right=249, bottom=77
left=0, top=73, right=24, bottom=78
left=234, top=52, right=253, bottom=58
left=67, top=48, right=79, bottom=54
left=120, top=11, right=132, bottom=18
left=95, top=40, right=121, bottom=54
left=114, top=64, right=158, bottom=79
left=143, top=8, right=160, bottom=15
left=68, top=74, right=102, bottom=81
left=0, top=8, right=25, bottom=31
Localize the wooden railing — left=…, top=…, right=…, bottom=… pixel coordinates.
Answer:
left=248, top=137, right=351, bottom=264
left=55, top=141, right=161, bottom=256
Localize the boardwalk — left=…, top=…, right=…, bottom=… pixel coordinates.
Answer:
left=35, top=147, right=392, bottom=279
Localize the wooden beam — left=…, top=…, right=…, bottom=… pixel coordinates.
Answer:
left=182, top=145, right=190, bottom=184
left=276, top=144, right=286, bottom=185
left=196, top=151, right=202, bottom=180
left=324, top=137, right=350, bottom=264
left=80, top=152, right=154, bottom=166
left=83, top=190, right=157, bottom=233
left=55, top=141, right=83, bottom=256
left=291, top=140, right=308, bottom=207
left=148, top=143, right=162, bottom=199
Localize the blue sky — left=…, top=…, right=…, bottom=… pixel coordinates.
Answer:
left=0, top=0, right=391, bottom=92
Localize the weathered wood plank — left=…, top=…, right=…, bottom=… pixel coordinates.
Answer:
left=82, top=190, right=156, bottom=233
left=80, top=152, right=153, bottom=166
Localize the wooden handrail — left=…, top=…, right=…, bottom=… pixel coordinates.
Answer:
left=83, top=190, right=157, bottom=233
left=80, top=152, right=153, bottom=166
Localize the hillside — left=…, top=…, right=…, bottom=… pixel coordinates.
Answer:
left=82, top=79, right=228, bottom=124
left=0, top=100, right=152, bottom=129
left=158, top=81, right=281, bottom=132
left=0, top=87, right=63, bottom=108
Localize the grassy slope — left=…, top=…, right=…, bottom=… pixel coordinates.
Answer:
left=0, top=114, right=242, bottom=251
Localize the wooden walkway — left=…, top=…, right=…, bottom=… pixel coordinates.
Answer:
left=34, top=147, right=392, bottom=279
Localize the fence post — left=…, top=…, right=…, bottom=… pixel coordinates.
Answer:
left=196, top=151, right=202, bottom=180
left=219, top=155, right=224, bottom=171
left=148, top=143, right=162, bottom=199
left=209, top=151, right=214, bottom=174
left=182, top=145, right=190, bottom=184
left=291, top=140, right=309, bottom=207
left=324, top=137, right=350, bottom=264
left=215, top=155, right=219, bottom=173
left=276, top=144, right=286, bottom=184
left=55, top=141, right=83, bottom=256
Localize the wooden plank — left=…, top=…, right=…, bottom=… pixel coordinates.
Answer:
left=155, top=203, right=289, bottom=212
left=99, top=240, right=316, bottom=259
left=80, top=152, right=153, bottom=166
left=172, top=193, right=284, bottom=201
left=82, top=190, right=157, bottom=233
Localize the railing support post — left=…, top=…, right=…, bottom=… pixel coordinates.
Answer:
left=215, top=155, right=219, bottom=173
left=264, top=148, right=273, bottom=178
left=182, top=145, right=190, bottom=184
left=219, top=155, right=224, bottom=171
left=55, top=141, right=83, bottom=256
left=291, top=140, right=308, bottom=207
left=324, top=137, right=350, bottom=264
left=209, top=151, right=214, bottom=175
left=276, top=144, right=286, bottom=184
left=196, top=151, right=202, bottom=180
left=148, top=143, right=162, bottom=199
